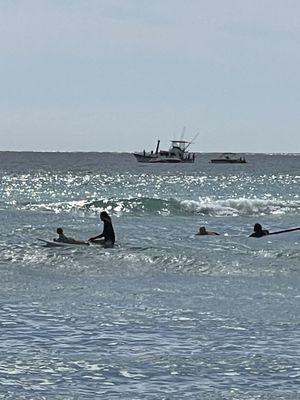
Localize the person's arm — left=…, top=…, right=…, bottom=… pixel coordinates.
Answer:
left=88, top=232, right=104, bottom=241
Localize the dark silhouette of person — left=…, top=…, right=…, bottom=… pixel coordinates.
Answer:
left=249, top=223, right=269, bottom=238
left=196, top=226, right=220, bottom=236
left=54, top=227, right=88, bottom=244
left=88, top=211, right=115, bottom=247
left=54, top=227, right=76, bottom=243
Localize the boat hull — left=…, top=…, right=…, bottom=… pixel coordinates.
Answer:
left=149, top=157, right=183, bottom=163
left=133, top=153, right=194, bottom=163
left=133, top=153, right=158, bottom=163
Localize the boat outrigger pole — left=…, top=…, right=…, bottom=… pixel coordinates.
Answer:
left=155, top=140, right=160, bottom=154
left=184, top=132, right=199, bottom=151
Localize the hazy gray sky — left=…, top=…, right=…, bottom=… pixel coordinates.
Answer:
left=0, top=0, right=300, bottom=152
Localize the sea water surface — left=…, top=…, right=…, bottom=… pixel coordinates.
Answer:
left=0, top=152, right=299, bottom=399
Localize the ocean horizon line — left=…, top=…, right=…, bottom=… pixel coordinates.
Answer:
left=0, top=150, right=299, bottom=156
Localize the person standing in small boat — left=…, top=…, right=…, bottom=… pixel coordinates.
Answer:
left=88, top=211, right=115, bottom=248
left=249, top=223, right=269, bottom=238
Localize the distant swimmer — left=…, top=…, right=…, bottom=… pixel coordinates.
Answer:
left=54, top=227, right=87, bottom=244
left=88, top=211, right=115, bottom=248
left=196, top=226, right=220, bottom=236
left=249, top=223, right=269, bottom=238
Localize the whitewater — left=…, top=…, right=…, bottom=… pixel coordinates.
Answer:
left=0, top=152, right=299, bottom=399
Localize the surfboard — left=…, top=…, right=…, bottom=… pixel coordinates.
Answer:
left=37, top=239, right=90, bottom=247
left=269, top=227, right=300, bottom=236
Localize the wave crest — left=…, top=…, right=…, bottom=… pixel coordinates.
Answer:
left=19, top=197, right=300, bottom=217
left=22, top=196, right=300, bottom=217
left=179, top=198, right=300, bottom=216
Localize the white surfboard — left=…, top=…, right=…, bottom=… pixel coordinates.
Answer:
left=37, top=238, right=90, bottom=247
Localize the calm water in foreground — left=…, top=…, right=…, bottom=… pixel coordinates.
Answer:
left=0, top=152, right=299, bottom=399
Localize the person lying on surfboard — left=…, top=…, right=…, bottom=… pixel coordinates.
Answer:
left=54, top=227, right=87, bottom=244
left=196, top=226, right=220, bottom=236
left=249, top=223, right=269, bottom=238
left=88, top=211, right=115, bottom=248
left=249, top=224, right=299, bottom=238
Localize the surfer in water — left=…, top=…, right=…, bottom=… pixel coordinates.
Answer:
left=249, top=223, right=269, bottom=238
left=54, top=227, right=76, bottom=243
left=88, top=211, right=115, bottom=248
left=54, top=228, right=88, bottom=244
left=196, top=226, right=220, bottom=236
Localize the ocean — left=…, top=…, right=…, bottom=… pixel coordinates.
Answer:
left=0, top=152, right=299, bottom=399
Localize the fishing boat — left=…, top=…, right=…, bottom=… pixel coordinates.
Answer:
left=133, top=139, right=196, bottom=163
left=211, top=153, right=247, bottom=164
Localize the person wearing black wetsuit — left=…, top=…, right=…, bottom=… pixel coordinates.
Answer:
left=88, top=211, right=115, bottom=247
left=249, top=223, right=269, bottom=238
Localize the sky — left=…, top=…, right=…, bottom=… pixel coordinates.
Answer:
left=0, top=0, right=300, bottom=153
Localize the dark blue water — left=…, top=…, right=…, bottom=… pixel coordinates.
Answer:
left=0, top=152, right=299, bottom=399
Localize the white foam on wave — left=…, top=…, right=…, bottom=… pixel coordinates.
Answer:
left=22, top=200, right=88, bottom=214
left=17, top=196, right=300, bottom=217
left=180, top=197, right=300, bottom=216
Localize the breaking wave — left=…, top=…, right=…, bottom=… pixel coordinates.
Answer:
left=179, top=198, right=300, bottom=216
left=19, top=197, right=300, bottom=217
